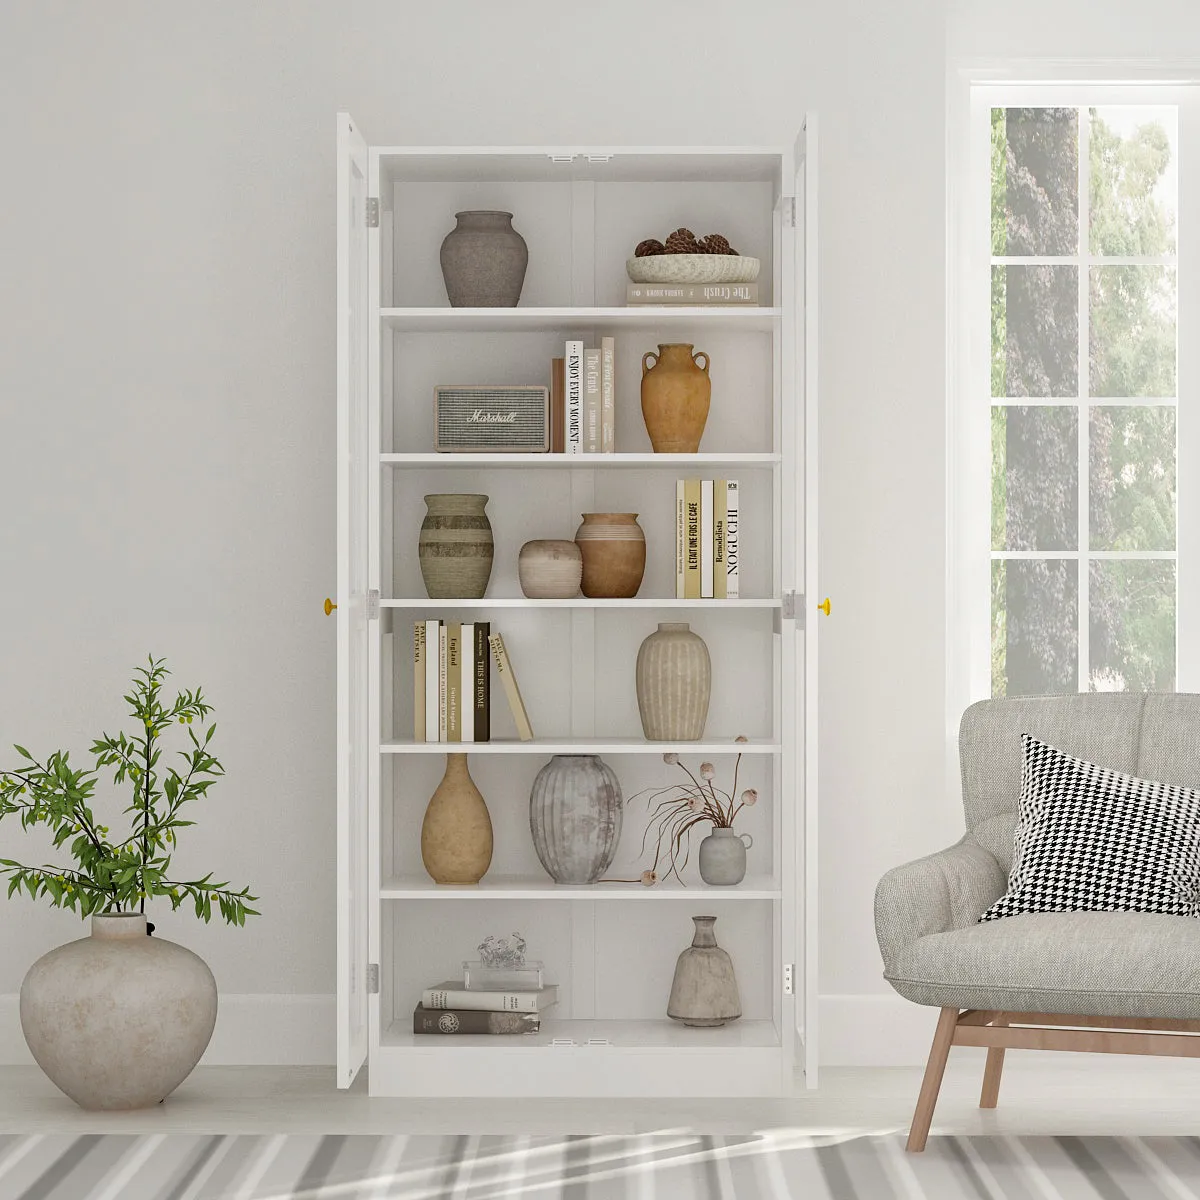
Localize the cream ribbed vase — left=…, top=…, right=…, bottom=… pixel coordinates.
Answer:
left=635, top=622, right=711, bottom=741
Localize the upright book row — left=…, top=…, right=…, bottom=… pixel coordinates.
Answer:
left=549, top=338, right=616, bottom=454
left=413, top=622, right=534, bottom=743
left=675, top=479, right=740, bottom=599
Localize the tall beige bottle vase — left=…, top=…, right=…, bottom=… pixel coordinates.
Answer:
left=419, top=494, right=494, bottom=599
left=640, top=343, right=711, bottom=453
left=421, top=754, right=494, bottom=884
left=439, top=210, right=529, bottom=307
left=19, top=912, right=217, bottom=1110
left=636, top=622, right=711, bottom=740
left=667, top=915, right=742, bottom=1027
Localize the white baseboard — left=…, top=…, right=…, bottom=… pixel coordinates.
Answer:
left=819, top=993, right=946, bottom=1065
left=0, top=994, right=336, bottom=1066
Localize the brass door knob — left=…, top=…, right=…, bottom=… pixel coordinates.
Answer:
left=818, top=597, right=831, bottom=616
left=324, top=598, right=337, bottom=616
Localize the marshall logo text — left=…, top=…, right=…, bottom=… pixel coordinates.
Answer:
left=467, top=409, right=519, bottom=424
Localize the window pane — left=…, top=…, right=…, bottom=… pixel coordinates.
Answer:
left=1089, top=406, right=1176, bottom=551
left=992, top=406, right=1078, bottom=551
left=1090, top=560, right=1176, bottom=691
left=992, top=559, right=1079, bottom=697
left=1090, top=106, right=1177, bottom=257
left=992, top=108, right=1079, bottom=256
left=993, top=265, right=1079, bottom=397
left=1089, top=266, right=1176, bottom=397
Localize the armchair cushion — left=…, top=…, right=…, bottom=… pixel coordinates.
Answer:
left=874, top=840, right=1006, bottom=976
left=886, top=910, right=1200, bottom=1019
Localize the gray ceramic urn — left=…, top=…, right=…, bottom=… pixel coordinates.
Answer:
left=439, top=211, right=529, bottom=307
left=529, top=755, right=623, bottom=884
left=667, top=915, right=742, bottom=1027
left=20, top=912, right=217, bottom=1110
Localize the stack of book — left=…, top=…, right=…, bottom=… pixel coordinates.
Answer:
left=414, top=624, right=534, bottom=742
left=549, top=338, right=616, bottom=453
left=626, top=282, right=759, bottom=306
left=675, top=479, right=740, bottom=599
left=413, top=979, right=559, bottom=1036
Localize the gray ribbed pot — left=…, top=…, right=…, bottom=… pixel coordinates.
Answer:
left=20, top=912, right=217, bottom=1110
left=439, top=211, right=529, bottom=307
left=419, top=494, right=494, bottom=599
left=635, top=622, right=711, bottom=740
left=529, top=755, right=623, bottom=884
left=667, top=915, right=742, bottom=1028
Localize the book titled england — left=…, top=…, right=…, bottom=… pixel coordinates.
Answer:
left=421, top=982, right=559, bottom=1013
left=413, top=622, right=426, bottom=741
left=565, top=340, right=584, bottom=454
left=724, top=480, right=740, bottom=598
left=424, top=620, right=440, bottom=743
left=583, top=348, right=601, bottom=453
left=412, top=1004, right=540, bottom=1036
left=446, top=623, right=462, bottom=741
left=489, top=631, right=534, bottom=741
left=473, top=621, right=490, bottom=742
left=700, top=479, right=715, bottom=598
left=601, top=336, right=616, bottom=453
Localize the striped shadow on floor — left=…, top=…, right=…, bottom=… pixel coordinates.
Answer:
left=1, top=1131, right=1198, bottom=1199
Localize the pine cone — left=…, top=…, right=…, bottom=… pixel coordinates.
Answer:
left=634, top=238, right=667, bottom=257
left=699, top=233, right=731, bottom=255
left=664, top=227, right=701, bottom=254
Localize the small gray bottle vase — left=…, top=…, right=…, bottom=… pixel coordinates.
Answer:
left=667, top=915, right=742, bottom=1027
left=698, top=827, right=753, bottom=886
left=635, top=622, right=711, bottom=740
left=529, top=755, right=623, bottom=884
left=20, top=912, right=217, bottom=1110
left=440, top=211, right=529, bottom=307
left=419, top=494, right=494, bottom=599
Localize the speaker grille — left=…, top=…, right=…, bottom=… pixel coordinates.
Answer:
left=434, top=386, right=550, bottom=452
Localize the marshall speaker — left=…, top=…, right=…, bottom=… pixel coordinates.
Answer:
left=434, top=385, right=550, bottom=453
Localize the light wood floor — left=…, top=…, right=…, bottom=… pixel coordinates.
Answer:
left=1, top=1053, right=1198, bottom=1136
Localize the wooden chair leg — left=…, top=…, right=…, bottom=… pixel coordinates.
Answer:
left=979, top=1014, right=1009, bottom=1109
left=906, top=1006, right=960, bottom=1153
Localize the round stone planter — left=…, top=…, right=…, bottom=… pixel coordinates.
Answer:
left=418, top=494, right=494, bottom=599
left=20, top=912, right=217, bottom=1110
left=518, top=539, right=582, bottom=599
left=439, top=211, right=528, bottom=307
left=698, top=827, right=753, bottom=886
left=529, top=755, right=623, bottom=885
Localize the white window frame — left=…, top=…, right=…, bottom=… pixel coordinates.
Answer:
left=947, top=65, right=1200, bottom=753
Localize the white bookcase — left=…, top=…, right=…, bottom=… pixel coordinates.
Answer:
left=335, top=114, right=819, bottom=1098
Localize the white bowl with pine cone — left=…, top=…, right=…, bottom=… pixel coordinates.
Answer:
left=626, top=253, right=760, bottom=284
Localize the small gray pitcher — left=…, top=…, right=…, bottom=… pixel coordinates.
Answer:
left=698, top=827, right=752, bottom=886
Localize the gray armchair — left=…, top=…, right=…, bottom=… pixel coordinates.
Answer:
left=876, top=693, right=1200, bottom=1151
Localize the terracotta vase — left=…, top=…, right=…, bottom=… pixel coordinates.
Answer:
left=640, top=343, right=711, bottom=453
left=439, top=210, right=528, bottom=307
left=667, top=915, right=742, bottom=1028
left=635, top=622, right=711, bottom=740
left=419, top=494, right=494, bottom=599
left=421, top=754, right=493, bottom=884
left=20, top=912, right=217, bottom=1110
left=574, top=513, right=646, bottom=598
left=518, top=539, right=582, bottom=599
left=529, top=755, right=623, bottom=884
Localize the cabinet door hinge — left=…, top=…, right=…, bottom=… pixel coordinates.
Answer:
left=367, top=963, right=380, bottom=994
left=367, top=589, right=380, bottom=620
left=783, top=195, right=797, bottom=228
left=777, top=591, right=804, bottom=631
left=366, top=197, right=380, bottom=227
left=783, top=963, right=795, bottom=996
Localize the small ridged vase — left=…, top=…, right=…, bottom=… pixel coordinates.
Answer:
left=667, top=915, right=742, bottom=1027
left=419, top=494, right=494, bottom=599
left=574, top=513, right=646, bottom=598
left=529, top=755, right=623, bottom=884
left=421, top=755, right=493, bottom=884
left=636, top=622, right=711, bottom=741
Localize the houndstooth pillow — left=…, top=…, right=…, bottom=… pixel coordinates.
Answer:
left=979, top=734, right=1200, bottom=922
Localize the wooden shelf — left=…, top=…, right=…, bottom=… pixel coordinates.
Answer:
left=381, top=738, right=780, bottom=756
left=381, top=306, right=781, bottom=333
left=381, top=874, right=781, bottom=900
left=380, top=597, right=780, bottom=609
left=379, top=452, right=780, bottom=468
left=381, top=1017, right=780, bottom=1051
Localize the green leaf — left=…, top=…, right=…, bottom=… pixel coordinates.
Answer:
left=13, top=745, right=32, bottom=760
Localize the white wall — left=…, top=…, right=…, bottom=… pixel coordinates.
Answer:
left=0, top=0, right=951, bottom=1066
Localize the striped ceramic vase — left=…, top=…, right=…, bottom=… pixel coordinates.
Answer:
left=529, top=755, right=623, bottom=884
left=574, top=512, right=646, bottom=598
left=636, top=622, right=711, bottom=741
left=418, top=494, right=494, bottom=599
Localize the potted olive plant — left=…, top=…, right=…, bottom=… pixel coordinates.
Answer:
left=0, top=657, right=258, bottom=1110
